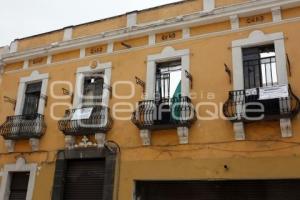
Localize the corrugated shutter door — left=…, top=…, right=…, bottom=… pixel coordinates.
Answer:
left=136, top=180, right=300, bottom=200
left=63, top=159, right=106, bottom=200
left=9, top=172, right=30, bottom=200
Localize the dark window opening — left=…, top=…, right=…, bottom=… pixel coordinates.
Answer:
left=9, top=172, right=30, bottom=200
left=82, top=72, right=104, bottom=107
left=22, top=82, right=42, bottom=117
left=243, top=44, right=277, bottom=89
left=136, top=180, right=300, bottom=200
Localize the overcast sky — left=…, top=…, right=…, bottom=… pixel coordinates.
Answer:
left=0, top=0, right=182, bottom=47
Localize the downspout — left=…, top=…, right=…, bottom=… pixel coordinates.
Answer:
left=104, top=140, right=121, bottom=200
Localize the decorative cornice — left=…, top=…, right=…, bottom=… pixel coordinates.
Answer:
left=2, top=0, right=300, bottom=63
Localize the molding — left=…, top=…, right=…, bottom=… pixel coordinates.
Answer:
left=177, top=127, right=189, bottom=144
left=65, top=135, right=75, bottom=149
left=23, top=59, right=29, bottom=69
left=80, top=48, right=85, bottom=58
left=231, top=30, right=287, bottom=90
left=0, top=158, right=37, bottom=200
left=230, top=15, right=239, bottom=30
left=15, top=70, right=49, bottom=115
left=280, top=118, right=292, bottom=137
left=3, top=0, right=300, bottom=63
left=146, top=46, right=190, bottom=100
left=233, top=122, right=245, bottom=140
left=231, top=30, right=291, bottom=139
left=127, top=12, right=137, bottom=27
left=4, top=140, right=15, bottom=153
left=203, top=0, right=215, bottom=12
left=107, top=42, right=114, bottom=53
left=29, top=138, right=40, bottom=151
left=46, top=55, right=52, bottom=64
left=63, top=27, right=73, bottom=41
left=272, top=6, right=282, bottom=22
left=140, top=130, right=151, bottom=146
left=4, top=16, right=300, bottom=76
left=95, top=133, right=106, bottom=148
left=182, top=28, right=190, bottom=39
left=9, top=41, right=18, bottom=53
left=148, top=34, right=156, bottom=45
left=73, top=61, right=112, bottom=108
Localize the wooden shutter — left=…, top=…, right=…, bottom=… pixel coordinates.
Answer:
left=63, top=159, right=106, bottom=200
left=9, top=172, right=30, bottom=200
left=22, top=82, right=42, bottom=116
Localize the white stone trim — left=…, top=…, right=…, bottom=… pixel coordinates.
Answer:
left=107, top=42, right=114, bottom=53
left=127, top=12, right=137, bottom=27
left=46, top=55, right=52, bottom=64
left=203, top=0, right=215, bottom=12
left=230, top=15, right=239, bottom=30
left=73, top=62, right=112, bottom=108
left=15, top=70, right=49, bottom=115
left=142, top=46, right=191, bottom=145
left=63, top=27, right=73, bottom=41
left=272, top=6, right=282, bottom=22
left=3, top=0, right=300, bottom=63
left=231, top=30, right=290, bottom=139
left=9, top=41, right=18, bottom=53
left=182, top=28, right=190, bottom=39
left=148, top=34, right=156, bottom=46
left=0, top=158, right=37, bottom=200
left=80, top=48, right=86, bottom=58
left=23, top=60, right=29, bottom=70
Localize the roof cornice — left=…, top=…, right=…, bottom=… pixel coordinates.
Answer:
left=2, top=0, right=300, bottom=63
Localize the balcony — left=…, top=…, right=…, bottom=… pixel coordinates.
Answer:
left=0, top=114, right=46, bottom=140
left=58, top=105, right=112, bottom=136
left=223, top=85, right=300, bottom=123
left=132, top=96, right=196, bottom=131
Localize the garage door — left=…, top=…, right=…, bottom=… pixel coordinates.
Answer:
left=63, top=159, right=106, bottom=200
left=135, top=180, right=300, bottom=200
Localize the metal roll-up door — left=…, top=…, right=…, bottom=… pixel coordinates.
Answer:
left=63, top=159, right=106, bottom=200
left=9, top=172, right=30, bottom=200
left=136, top=180, right=300, bottom=200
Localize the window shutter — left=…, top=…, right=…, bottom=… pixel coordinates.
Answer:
left=242, top=47, right=261, bottom=89
left=22, top=82, right=42, bottom=116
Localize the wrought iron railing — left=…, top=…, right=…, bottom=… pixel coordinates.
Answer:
left=132, top=96, right=196, bottom=130
left=58, top=105, right=112, bottom=136
left=0, top=114, right=46, bottom=140
left=223, top=85, right=300, bottom=122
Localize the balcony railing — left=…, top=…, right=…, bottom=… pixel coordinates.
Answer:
left=58, top=105, right=112, bottom=136
left=132, top=96, right=196, bottom=130
left=0, top=114, right=46, bottom=140
left=223, top=85, right=300, bottom=122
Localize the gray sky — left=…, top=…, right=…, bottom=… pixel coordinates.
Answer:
left=0, top=0, right=181, bottom=47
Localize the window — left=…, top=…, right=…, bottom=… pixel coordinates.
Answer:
left=155, top=60, right=182, bottom=101
left=81, top=72, right=104, bottom=107
left=22, top=82, right=42, bottom=116
left=242, top=44, right=277, bottom=89
left=9, top=172, right=30, bottom=200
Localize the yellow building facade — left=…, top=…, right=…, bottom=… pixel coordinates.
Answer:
left=0, top=0, right=300, bottom=199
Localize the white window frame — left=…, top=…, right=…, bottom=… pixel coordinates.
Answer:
left=231, top=30, right=288, bottom=90
left=73, top=61, right=112, bottom=108
left=146, top=46, right=190, bottom=100
left=15, top=70, right=49, bottom=115
left=231, top=30, right=292, bottom=139
left=0, top=158, right=37, bottom=200
left=141, top=46, right=191, bottom=145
